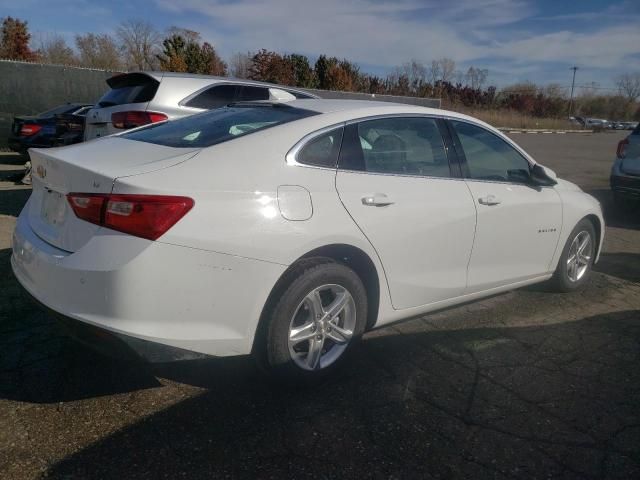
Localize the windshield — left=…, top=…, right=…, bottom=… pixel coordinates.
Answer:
left=122, top=104, right=319, bottom=148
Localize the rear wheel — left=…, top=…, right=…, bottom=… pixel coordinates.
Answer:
left=260, top=260, right=367, bottom=381
left=549, top=219, right=596, bottom=292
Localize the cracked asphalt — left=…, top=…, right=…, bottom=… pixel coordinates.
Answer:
left=1, top=130, right=639, bottom=479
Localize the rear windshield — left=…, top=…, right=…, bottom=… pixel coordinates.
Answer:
left=122, top=104, right=319, bottom=148
left=97, top=73, right=159, bottom=108
left=37, top=104, right=82, bottom=117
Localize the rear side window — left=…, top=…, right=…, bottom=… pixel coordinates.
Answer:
left=296, top=128, right=344, bottom=168
left=98, top=73, right=159, bottom=107
left=123, top=105, right=319, bottom=148
left=237, top=85, right=269, bottom=102
left=185, top=84, right=238, bottom=109
left=338, top=117, right=450, bottom=177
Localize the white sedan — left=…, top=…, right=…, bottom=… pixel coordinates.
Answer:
left=12, top=100, right=604, bottom=380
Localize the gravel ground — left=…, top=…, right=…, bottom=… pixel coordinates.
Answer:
left=1, top=131, right=639, bottom=479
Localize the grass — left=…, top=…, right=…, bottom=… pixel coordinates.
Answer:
left=445, top=107, right=581, bottom=130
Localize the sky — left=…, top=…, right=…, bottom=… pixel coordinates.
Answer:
left=1, top=0, right=639, bottom=91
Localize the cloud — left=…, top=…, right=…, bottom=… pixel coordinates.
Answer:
left=154, top=0, right=638, bottom=82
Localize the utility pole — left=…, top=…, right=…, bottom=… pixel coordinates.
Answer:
left=568, top=66, right=578, bottom=117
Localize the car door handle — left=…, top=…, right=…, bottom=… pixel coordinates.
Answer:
left=478, top=194, right=501, bottom=206
left=361, top=194, right=394, bottom=207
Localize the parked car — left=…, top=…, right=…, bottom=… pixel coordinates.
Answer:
left=611, top=122, right=640, bottom=204
left=584, top=118, right=610, bottom=129
left=12, top=100, right=604, bottom=380
left=8, top=103, right=92, bottom=152
left=84, top=72, right=318, bottom=140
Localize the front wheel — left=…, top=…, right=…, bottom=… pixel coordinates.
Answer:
left=549, top=219, right=596, bottom=292
left=260, top=260, right=368, bottom=381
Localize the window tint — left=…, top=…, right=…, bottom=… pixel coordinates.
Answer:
left=297, top=128, right=344, bottom=168
left=338, top=117, right=450, bottom=177
left=123, top=105, right=318, bottom=148
left=237, top=85, right=269, bottom=102
left=185, top=84, right=238, bottom=109
left=451, top=120, right=531, bottom=183
left=98, top=73, right=159, bottom=107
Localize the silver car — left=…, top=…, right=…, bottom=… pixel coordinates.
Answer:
left=84, top=72, right=318, bottom=140
left=611, top=122, right=640, bottom=204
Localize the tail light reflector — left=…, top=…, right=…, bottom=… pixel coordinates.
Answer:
left=20, top=124, right=42, bottom=136
left=67, top=193, right=194, bottom=240
left=616, top=138, right=629, bottom=158
left=111, top=111, right=168, bottom=129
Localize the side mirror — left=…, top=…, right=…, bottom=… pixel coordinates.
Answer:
left=507, top=169, right=531, bottom=184
left=530, top=164, right=557, bottom=186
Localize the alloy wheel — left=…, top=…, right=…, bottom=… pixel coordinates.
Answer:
left=287, top=284, right=357, bottom=371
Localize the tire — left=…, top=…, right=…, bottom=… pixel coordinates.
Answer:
left=258, top=259, right=368, bottom=382
left=549, top=219, right=596, bottom=292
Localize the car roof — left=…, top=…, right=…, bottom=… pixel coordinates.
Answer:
left=281, top=98, right=473, bottom=121
left=138, top=71, right=316, bottom=95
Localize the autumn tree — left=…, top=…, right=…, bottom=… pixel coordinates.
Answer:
left=75, top=33, right=122, bottom=70
left=116, top=19, right=160, bottom=70
left=0, top=16, right=37, bottom=60
left=157, top=33, right=226, bottom=75
left=248, top=49, right=294, bottom=85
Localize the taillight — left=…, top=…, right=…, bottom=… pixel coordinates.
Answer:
left=111, top=111, right=168, bottom=129
left=20, top=124, right=42, bottom=136
left=617, top=138, right=629, bottom=158
left=67, top=193, right=194, bottom=240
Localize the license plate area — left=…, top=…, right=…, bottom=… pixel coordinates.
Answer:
left=40, top=189, right=67, bottom=226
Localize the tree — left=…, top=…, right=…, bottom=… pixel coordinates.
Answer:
left=116, top=19, right=160, bottom=70
left=0, top=16, right=37, bottom=60
left=289, top=53, right=314, bottom=88
left=465, top=66, right=488, bottom=90
left=616, top=73, right=640, bottom=104
left=229, top=51, right=252, bottom=78
left=248, top=49, right=294, bottom=85
left=75, top=33, right=122, bottom=70
left=37, top=34, right=77, bottom=65
left=201, top=42, right=227, bottom=76
left=157, top=33, right=226, bottom=75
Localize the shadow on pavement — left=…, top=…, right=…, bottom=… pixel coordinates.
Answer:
left=588, top=189, right=640, bottom=231
left=40, top=311, right=640, bottom=479
left=595, top=252, right=640, bottom=283
left=0, top=188, right=30, bottom=217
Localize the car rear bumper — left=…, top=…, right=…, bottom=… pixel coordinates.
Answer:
left=610, top=174, right=640, bottom=198
left=11, top=207, right=286, bottom=358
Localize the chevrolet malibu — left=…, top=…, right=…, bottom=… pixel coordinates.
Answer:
left=12, top=100, right=604, bottom=380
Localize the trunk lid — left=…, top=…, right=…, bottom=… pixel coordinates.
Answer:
left=27, top=137, right=199, bottom=252
left=84, top=72, right=161, bottom=140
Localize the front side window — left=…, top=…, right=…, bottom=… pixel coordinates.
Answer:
left=185, top=84, right=238, bottom=109
left=338, top=117, right=450, bottom=177
left=123, top=104, right=318, bottom=148
left=451, top=120, right=531, bottom=183
left=296, top=128, right=344, bottom=168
